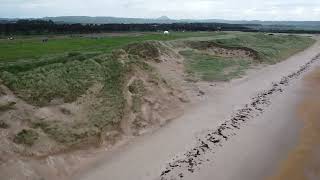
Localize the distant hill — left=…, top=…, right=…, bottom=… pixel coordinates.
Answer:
left=157, top=16, right=171, bottom=20
left=204, top=20, right=320, bottom=30
left=1, top=16, right=320, bottom=31
left=40, top=16, right=320, bottom=30
left=42, top=16, right=178, bottom=24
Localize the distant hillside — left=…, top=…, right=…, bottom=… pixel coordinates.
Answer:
left=1, top=16, right=320, bottom=31
left=42, top=16, right=178, bottom=24
left=157, top=16, right=171, bottom=20
left=205, top=20, right=320, bottom=31
left=41, top=16, right=320, bottom=30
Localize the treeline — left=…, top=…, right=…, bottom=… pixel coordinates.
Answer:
left=0, top=20, right=319, bottom=35
left=0, top=20, right=252, bottom=35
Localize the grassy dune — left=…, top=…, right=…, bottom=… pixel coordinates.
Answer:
left=212, top=33, right=315, bottom=63
left=180, top=33, right=315, bottom=81
left=180, top=50, right=251, bottom=81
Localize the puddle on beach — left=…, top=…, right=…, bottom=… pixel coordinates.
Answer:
left=269, top=67, right=320, bottom=180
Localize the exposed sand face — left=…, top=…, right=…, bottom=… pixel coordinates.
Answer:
left=75, top=37, right=320, bottom=180
left=269, top=67, right=320, bottom=180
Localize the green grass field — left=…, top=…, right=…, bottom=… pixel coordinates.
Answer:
left=0, top=32, right=227, bottom=61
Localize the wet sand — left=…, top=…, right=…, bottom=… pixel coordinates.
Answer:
left=75, top=36, right=320, bottom=180
left=182, top=66, right=308, bottom=180
left=269, top=67, right=320, bottom=180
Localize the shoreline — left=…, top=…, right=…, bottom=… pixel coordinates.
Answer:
left=166, top=49, right=320, bottom=180
left=269, top=67, right=320, bottom=180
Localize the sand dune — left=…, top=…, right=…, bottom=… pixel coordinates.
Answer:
left=76, top=37, right=320, bottom=180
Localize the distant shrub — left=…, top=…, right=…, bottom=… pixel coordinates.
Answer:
left=14, top=129, right=39, bottom=146
left=124, top=41, right=161, bottom=61
left=128, top=79, right=145, bottom=94
left=33, top=121, right=99, bottom=145
left=0, top=120, right=9, bottom=129
left=128, top=79, right=145, bottom=113
left=67, top=52, right=81, bottom=57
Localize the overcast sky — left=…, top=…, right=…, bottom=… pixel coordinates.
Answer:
left=1, top=0, right=320, bottom=21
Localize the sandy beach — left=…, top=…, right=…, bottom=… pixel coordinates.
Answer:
left=74, top=36, right=320, bottom=180
left=269, top=67, right=320, bottom=180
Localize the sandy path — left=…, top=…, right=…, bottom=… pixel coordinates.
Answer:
left=75, top=36, right=320, bottom=180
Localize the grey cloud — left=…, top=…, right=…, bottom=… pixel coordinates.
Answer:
left=0, top=0, right=319, bottom=20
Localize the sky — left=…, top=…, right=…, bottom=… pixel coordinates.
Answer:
left=1, top=0, right=320, bottom=21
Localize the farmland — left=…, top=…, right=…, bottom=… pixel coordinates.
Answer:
left=0, top=32, right=226, bottom=61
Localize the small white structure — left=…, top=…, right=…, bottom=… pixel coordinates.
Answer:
left=164, top=31, right=170, bottom=35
